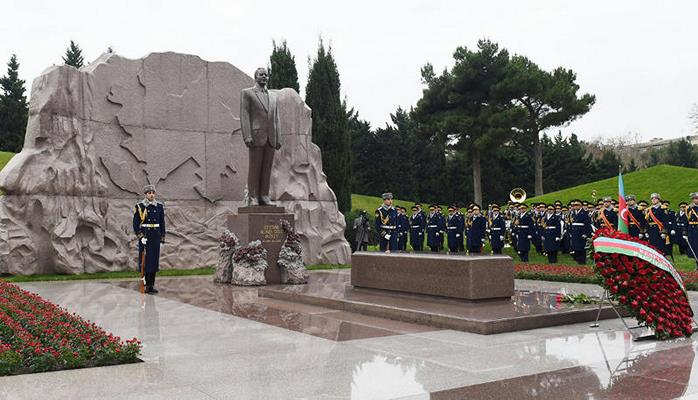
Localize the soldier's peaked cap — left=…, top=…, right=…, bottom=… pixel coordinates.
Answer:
left=143, top=184, right=156, bottom=193
left=651, top=193, right=661, bottom=199
left=381, top=193, right=393, bottom=200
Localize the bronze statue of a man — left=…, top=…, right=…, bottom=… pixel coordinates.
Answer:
left=240, top=67, right=281, bottom=206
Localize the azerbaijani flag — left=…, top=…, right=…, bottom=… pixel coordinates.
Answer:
left=618, top=170, right=629, bottom=233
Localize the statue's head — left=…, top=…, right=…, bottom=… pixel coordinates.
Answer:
left=254, top=67, right=269, bottom=87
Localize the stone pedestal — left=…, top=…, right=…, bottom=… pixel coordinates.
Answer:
left=226, top=206, right=294, bottom=284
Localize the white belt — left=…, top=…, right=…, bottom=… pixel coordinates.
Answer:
left=518, top=225, right=529, bottom=228
left=572, top=223, right=585, bottom=226
left=380, top=225, right=396, bottom=229
left=141, top=223, right=160, bottom=228
left=491, top=228, right=502, bottom=231
left=410, top=225, right=421, bottom=228
left=447, top=227, right=457, bottom=230
left=427, top=225, right=438, bottom=228
left=546, top=226, right=557, bottom=230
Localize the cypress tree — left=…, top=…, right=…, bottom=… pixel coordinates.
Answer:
left=0, top=54, right=28, bottom=152
left=268, top=40, right=299, bottom=92
left=63, top=40, right=84, bottom=68
left=305, top=40, right=351, bottom=212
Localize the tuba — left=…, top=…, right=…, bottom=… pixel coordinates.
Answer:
left=509, top=188, right=527, bottom=204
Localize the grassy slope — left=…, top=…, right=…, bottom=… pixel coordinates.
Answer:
left=529, top=165, right=698, bottom=206
left=0, top=151, right=14, bottom=171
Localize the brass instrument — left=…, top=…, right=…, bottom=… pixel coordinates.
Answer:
left=509, top=188, right=527, bottom=204
left=591, top=190, right=597, bottom=201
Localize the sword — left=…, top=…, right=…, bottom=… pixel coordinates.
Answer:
left=139, top=240, right=146, bottom=294
left=684, top=234, right=698, bottom=269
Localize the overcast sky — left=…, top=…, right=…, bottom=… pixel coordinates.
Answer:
left=2, top=0, right=697, bottom=142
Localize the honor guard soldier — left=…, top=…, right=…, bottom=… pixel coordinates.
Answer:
left=677, top=202, right=689, bottom=254
left=560, top=204, right=571, bottom=254
left=532, top=203, right=545, bottom=254
left=514, top=203, right=533, bottom=262
left=542, top=205, right=561, bottom=263
left=426, top=204, right=442, bottom=252
left=396, top=206, right=410, bottom=251
left=569, top=200, right=592, bottom=264
left=133, top=185, right=166, bottom=294
left=645, top=193, right=668, bottom=254
left=682, top=193, right=698, bottom=269
left=625, top=195, right=646, bottom=239
left=488, top=205, right=506, bottom=254
left=662, top=200, right=676, bottom=259
left=436, top=206, right=447, bottom=250
left=409, top=205, right=426, bottom=251
left=455, top=204, right=466, bottom=252
left=596, top=196, right=618, bottom=230
left=445, top=205, right=463, bottom=253
left=375, top=193, right=398, bottom=252
left=467, top=204, right=487, bottom=254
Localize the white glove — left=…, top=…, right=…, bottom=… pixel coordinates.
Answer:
left=499, top=236, right=504, bottom=240
left=541, top=236, right=545, bottom=241
left=456, top=234, right=461, bottom=238
left=140, top=237, right=148, bottom=245
left=671, top=230, right=676, bottom=235
left=527, top=235, right=532, bottom=239
left=481, top=238, right=485, bottom=243
left=555, top=237, right=560, bottom=242
left=582, top=235, right=587, bottom=239
left=661, top=233, right=666, bottom=239
left=683, top=235, right=689, bottom=240
left=436, top=233, right=440, bottom=237
left=384, top=234, right=391, bottom=240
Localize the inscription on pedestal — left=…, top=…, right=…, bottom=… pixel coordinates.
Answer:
left=260, top=224, right=283, bottom=243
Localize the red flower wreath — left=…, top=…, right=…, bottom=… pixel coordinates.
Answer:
left=593, top=227, right=694, bottom=339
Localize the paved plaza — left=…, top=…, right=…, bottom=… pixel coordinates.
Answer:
left=1, top=271, right=697, bottom=399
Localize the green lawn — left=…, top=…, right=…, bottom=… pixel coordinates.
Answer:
left=0, top=151, right=14, bottom=171
left=529, top=165, right=698, bottom=206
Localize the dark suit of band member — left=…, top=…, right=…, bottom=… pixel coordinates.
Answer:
left=426, top=210, right=442, bottom=252
left=532, top=211, right=543, bottom=254
left=677, top=207, right=688, bottom=254
left=437, top=211, right=447, bottom=250
left=488, top=211, right=506, bottom=254
left=684, top=199, right=698, bottom=266
left=664, top=205, right=676, bottom=257
left=515, top=208, right=533, bottom=262
left=240, top=68, right=281, bottom=206
left=409, top=209, right=426, bottom=251
left=542, top=211, right=561, bottom=263
left=396, top=210, right=410, bottom=251
left=132, top=194, right=166, bottom=293
left=627, top=205, right=647, bottom=239
left=375, top=206, right=398, bottom=252
left=596, top=206, right=618, bottom=230
left=645, top=202, right=668, bottom=254
left=569, top=206, right=592, bottom=264
left=467, top=213, right=487, bottom=254
left=456, top=211, right=466, bottom=252
left=446, top=210, right=464, bottom=253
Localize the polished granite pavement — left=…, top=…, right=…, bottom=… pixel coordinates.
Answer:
left=1, top=271, right=698, bottom=399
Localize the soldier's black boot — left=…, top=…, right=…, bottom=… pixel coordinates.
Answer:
left=145, top=286, right=155, bottom=294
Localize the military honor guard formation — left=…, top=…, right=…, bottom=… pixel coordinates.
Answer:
left=363, top=191, right=698, bottom=270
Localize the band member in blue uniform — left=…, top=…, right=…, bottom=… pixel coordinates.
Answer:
left=596, top=196, right=618, bottom=230
left=436, top=206, right=447, bottom=250
left=409, top=205, right=425, bottom=251
left=375, top=193, right=398, bottom=252
left=467, top=204, right=487, bottom=254
left=569, top=200, right=592, bottom=265
left=514, top=203, right=533, bottom=262
left=532, top=203, right=545, bottom=255
left=560, top=204, right=570, bottom=254
left=677, top=202, right=688, bottom=254
left=645, top=193, right=668, bottom=254
left=662, top=200, right=676, bottom=259
left=446, top=205, right=463, bottom=253
left=454, top=204, right=466, bottom=252
left=132, top=184, right=166, bottom=294
left=683, top=193, right=698, bottom=269
left=542, top=205, right=561, bottom=263
left=488, top=205, right=506, bottom=254
left=396, top=206, right=410, bottom=251
left=426, top=204, right=442, bottom=252
left=625, top=195, right=646, bottom=239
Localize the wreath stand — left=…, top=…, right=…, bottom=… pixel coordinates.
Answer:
left=589, top=289, right=656, bottom=342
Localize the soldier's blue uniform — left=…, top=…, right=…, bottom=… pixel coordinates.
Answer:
left=426, top=206, right=442, bottom=252
left=663, top=201, right=676, bottom=258
left=625, top=195, right=646, bottom=239
left=541, top=206, right=561, bottom=263
left=375, top=194, right=398, bottom=252
left=532, top=205, right=544, bottom=254
left=446, top=207, right=464, bottom=253
left=467, top=207, right=487, bottom=254
left=409, top=205, right=426, bottom=251
left=569, top=200, right=592, bottom=265
left=684, top=194, right=698, bottom=268
left=455, top=208, right=466, bottom=252
left=132, top=185, right=166, bottom=294
left=514, top=205, right=533, bottom=262
left=396, top=207, right=409, bottom=251
left=488, top=207, right=506, bottom=254
left=645, top=194, right=668, bottom=254
left=677, top=203, right=688, bottom=254
left=595, top=197, right=617, bottom=230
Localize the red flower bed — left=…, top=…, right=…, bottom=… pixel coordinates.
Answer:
left=593, top=228, right=694, bottom=340
left=0, top=280, right=141, bottom=376
left=515, top=263, right=596, bottom=278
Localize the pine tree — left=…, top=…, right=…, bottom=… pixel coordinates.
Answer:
left=305, top=40, right=351, bottom=212
left=0, top=54, right=28, bottom=152
left=268, top=40, right=300, bottom=92
left=63, top=40, right=84, bottom=68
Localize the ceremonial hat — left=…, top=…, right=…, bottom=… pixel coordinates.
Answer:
left=680, top=202, right=688, bottom=207
left=429, top=204, right=437, bottom=209
left=561, top=206, right=569, bottom=211
left=554, top=200, right=562, bottom=206
left=650, top=193, right=661, bottom=200
left=492, top=204, right=500, bottom=211
left=143, top=184, right=156, bottom=193
left=546, top=205, right=554, bottom=210
left=411, top=205, right=418, bottom=210
left=472, top=204, right=481, bottom=210
left=639, top=200, right=649, bottom=206
left=602, top=196, right=612, bottom=202
left=519, top=203, right=528, bottom=209
left=381, top=192, right=393, bottom=200
left=447, top=205, right=455, bottom=211
left=625, top=194, right=636, bottom=201
left=691, top=192, right=698, bottom=199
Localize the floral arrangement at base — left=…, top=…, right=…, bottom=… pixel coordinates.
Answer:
left=214, top=230, right=240, bottom=284
left=0, top=280, right=141, bottom=376
left=278, top=220, right=308, bottom=284
left=231, top=240, right=268, bottom=286
left=593, top=227, right=694, bottom=340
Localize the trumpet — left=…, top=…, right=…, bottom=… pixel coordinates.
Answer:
left=509, top=188, right=527, bottom=204
left=591, top=190, right=597, bottom=201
